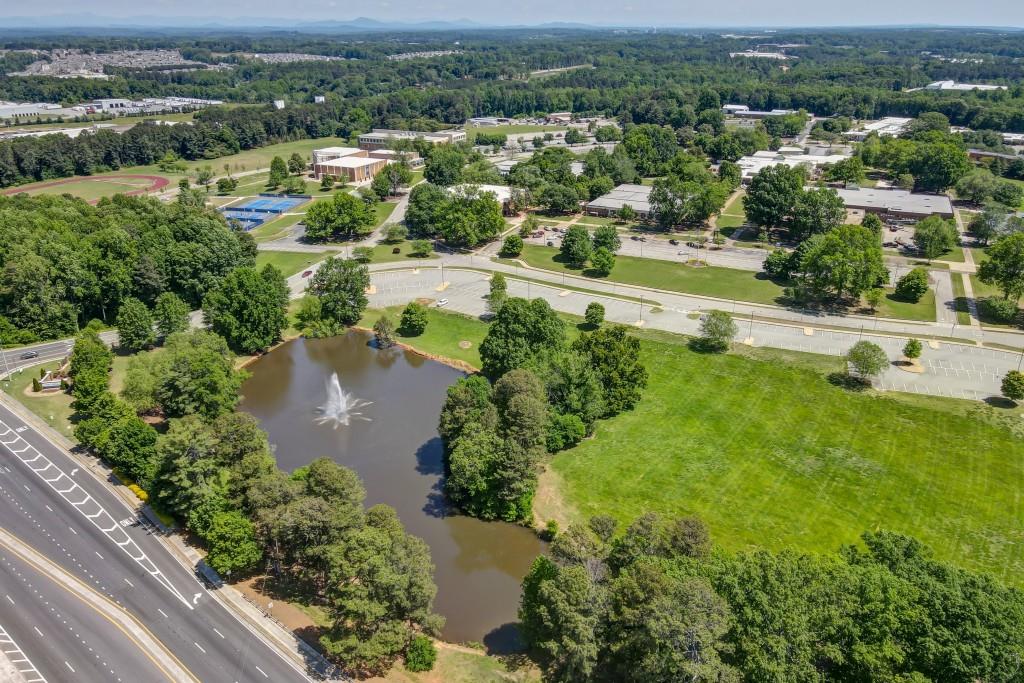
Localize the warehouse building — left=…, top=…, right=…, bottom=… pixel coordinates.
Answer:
left=833, top=187, right=953, bottom=220
left=357, top=128, right=465, bottom=151
left=584, top=184, right=653, bottom=219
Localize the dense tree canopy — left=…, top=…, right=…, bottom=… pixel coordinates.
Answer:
left=0, top=193, right=252, bottom=345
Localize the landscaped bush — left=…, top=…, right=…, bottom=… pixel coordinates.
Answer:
left=981, top=296, right=1019, bottom=323
left=894, top=268, right=929, bottom=303
left=404, top=635, right=437, bottom=673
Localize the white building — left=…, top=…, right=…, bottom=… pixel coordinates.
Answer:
left=273, top=99, right=285, bottom=110
left=729, top=51, right=793, bottom=60
left=844, top=117, right=913, bottom=141
left=923, top=80, right=1007, bottom=92
left=314, top=95, right=326, bottom=104
left=736, top=149, right=851, bottom=182
left=585, top=184, right=654, bottom=219
left=357, top=128, right=466, bottom=150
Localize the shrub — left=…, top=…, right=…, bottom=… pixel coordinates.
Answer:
left=846, top=340, right=888, bottom=379
left=543, top=519, right=560, bottom=540
left=546, top=412, right=586, bottom=452
left=32, top=377, right=42, bottom=392
left=400, top=302, right=428, bottom=336
left=404, top=636, right=437, bottom=673
left=500, top=233, right=524, bottom=257
left=1002, top=370, right=1024, bottom=402
left=584, top=302, right=605, bottom=327
left=903, top=338, right=922, bottom=359
left=981, top=297, right=1019, bottom=324
left=352, top=246, right=373, bottom=263
left=762, top=249, right=793, bottom=279
left=894, top=268, right=929, bottom=303
left=410, top=240, right=433, bottom=258
left=128, top=484, right=149, bottom=502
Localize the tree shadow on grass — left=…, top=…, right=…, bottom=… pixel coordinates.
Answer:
left=827, top=372, right=870, bottom=392
left=687, top=338, right=728, bottom=354
left=984, top=396, right=1018, bottom=410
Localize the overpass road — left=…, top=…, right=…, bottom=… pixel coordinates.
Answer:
left=0, top=400, right=318, bottom=683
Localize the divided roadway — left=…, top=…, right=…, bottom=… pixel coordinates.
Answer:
left=0, top=400, right=317, bottom=683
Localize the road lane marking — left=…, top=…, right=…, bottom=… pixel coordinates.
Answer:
left=194, top=641, right=206, bottom=654
left=124, top=578, right=134, bottom=588
left=0, top=624, right=48, bottom=682
left=256, top=665, right=269, bottom=678
left=64, top=661, right=75, bottom=673
left=0, top=418, right=193, bottom=610
left=33, top=627, right=43, bottom=637
left=4, top=594, right=13, bottom=605
left=213, top=627, right=225, bottom=639
left=157, top=608, right=168, bottom=618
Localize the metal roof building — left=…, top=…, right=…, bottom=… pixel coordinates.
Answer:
left=585, top=184, right=653, bottom=218
left=834, top=187, right=953, bottom=219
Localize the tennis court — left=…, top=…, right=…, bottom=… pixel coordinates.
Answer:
left=219, top=193, right=310, bottom=229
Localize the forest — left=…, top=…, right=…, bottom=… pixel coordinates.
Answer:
left=3, top=28, right=1024, bottom=188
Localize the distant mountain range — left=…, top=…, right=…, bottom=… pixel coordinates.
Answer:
left=0, top=15, right=618, bottom=32
left=1, top=16, right=1021, bottom=33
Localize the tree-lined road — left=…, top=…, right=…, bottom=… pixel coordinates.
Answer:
left=0, top=399, right=319, bottom=683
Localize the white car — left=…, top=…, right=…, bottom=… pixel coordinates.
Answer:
left=436, top=298, right=449, bottom=307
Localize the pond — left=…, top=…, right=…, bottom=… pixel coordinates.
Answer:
left=239, top=332, right=545, bottom=650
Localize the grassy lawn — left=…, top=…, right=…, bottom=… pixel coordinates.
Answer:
left=511, top=243, right=790, bottom=305
left=465, top=124, right=567, bottom=144
left=255, top=250, right=337, bottom=277
left=355, top=307, right=1024, bottom=586
left=871, top=288, right=936, bottom=322
left=716, top=192, right=748, bottom=235
left=17, top=176, right=157, bottom=201
left=4, top=136, right=351, bottom=202
left=937, top=245, right=965, bottom=263
left=360, top=242, right=439, bottom=264
left=951, top=273, right=972, bottom=325
left=372, top=201, right=398, bottom=227
left=2, top=361, right=75, bottom=439
left=374, top=646, right=540, bottom=683
left=251, top=213, right=306, bottom=242
left=549, top=332, right=1024, bottom=585
left=358, top=306, right=487, bottom=368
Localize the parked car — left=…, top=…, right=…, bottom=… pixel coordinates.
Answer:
left=546, top=240, right=555, bottom=247
left=301, top=270, right=313, bottom=278
left=630, top=235, right=640, bottom=241
left=436, top=298, right=449, bottom=307
left=669, top=239, right=679, bottom=245
left=20, top=351, right=39, bottom=360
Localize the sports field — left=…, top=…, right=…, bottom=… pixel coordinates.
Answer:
left=3, top=175, right=169, bottom=203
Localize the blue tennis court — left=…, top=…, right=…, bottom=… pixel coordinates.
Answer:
left=219, top=194, right=310, bottom=229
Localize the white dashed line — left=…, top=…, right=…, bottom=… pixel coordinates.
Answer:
left=0, top=419, right=193, bottom=610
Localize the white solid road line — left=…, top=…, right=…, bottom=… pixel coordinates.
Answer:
left=0, top=624, right=48, bottom=682
left=0, top=418, right=193, bottom=611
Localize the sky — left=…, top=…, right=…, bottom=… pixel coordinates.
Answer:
left=10, top=0, right=1024, bottom=28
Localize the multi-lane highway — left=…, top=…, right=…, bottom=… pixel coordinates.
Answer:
left=0, top=399, right=318, bottom=683
left=0, top=530, right=180, bottom=682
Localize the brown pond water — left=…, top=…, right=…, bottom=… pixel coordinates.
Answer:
left=238, top=332, right=545, bottom=650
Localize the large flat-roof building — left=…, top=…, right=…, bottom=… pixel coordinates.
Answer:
left=721, top=104, right=799, bottom=119
left=924, top=80, right=1007, bottom=92
left=357, top=128, right=466, bottom=151
left=736, top=149, right=851, bottom=182
left=833, top=187, right=953, bottom=220
left=585, top=184, right=653, bottom=219
left=311, top=146, right=422, bottom=182
left=844, top=117, right=913, bottom=141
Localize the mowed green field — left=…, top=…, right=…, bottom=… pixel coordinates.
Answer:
left=465, top=124, right=567, bottom=143
left=7, top=137, right=353, bottom=202
left=510, top=244, right=788, bottom=305
left=17, top=177, right=157, bottom=201
left=550, top=333, right=1024, bottom=584
left=255, top=250, right=337, bottom=277
left=348, top=307, right=1024, bottom=584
